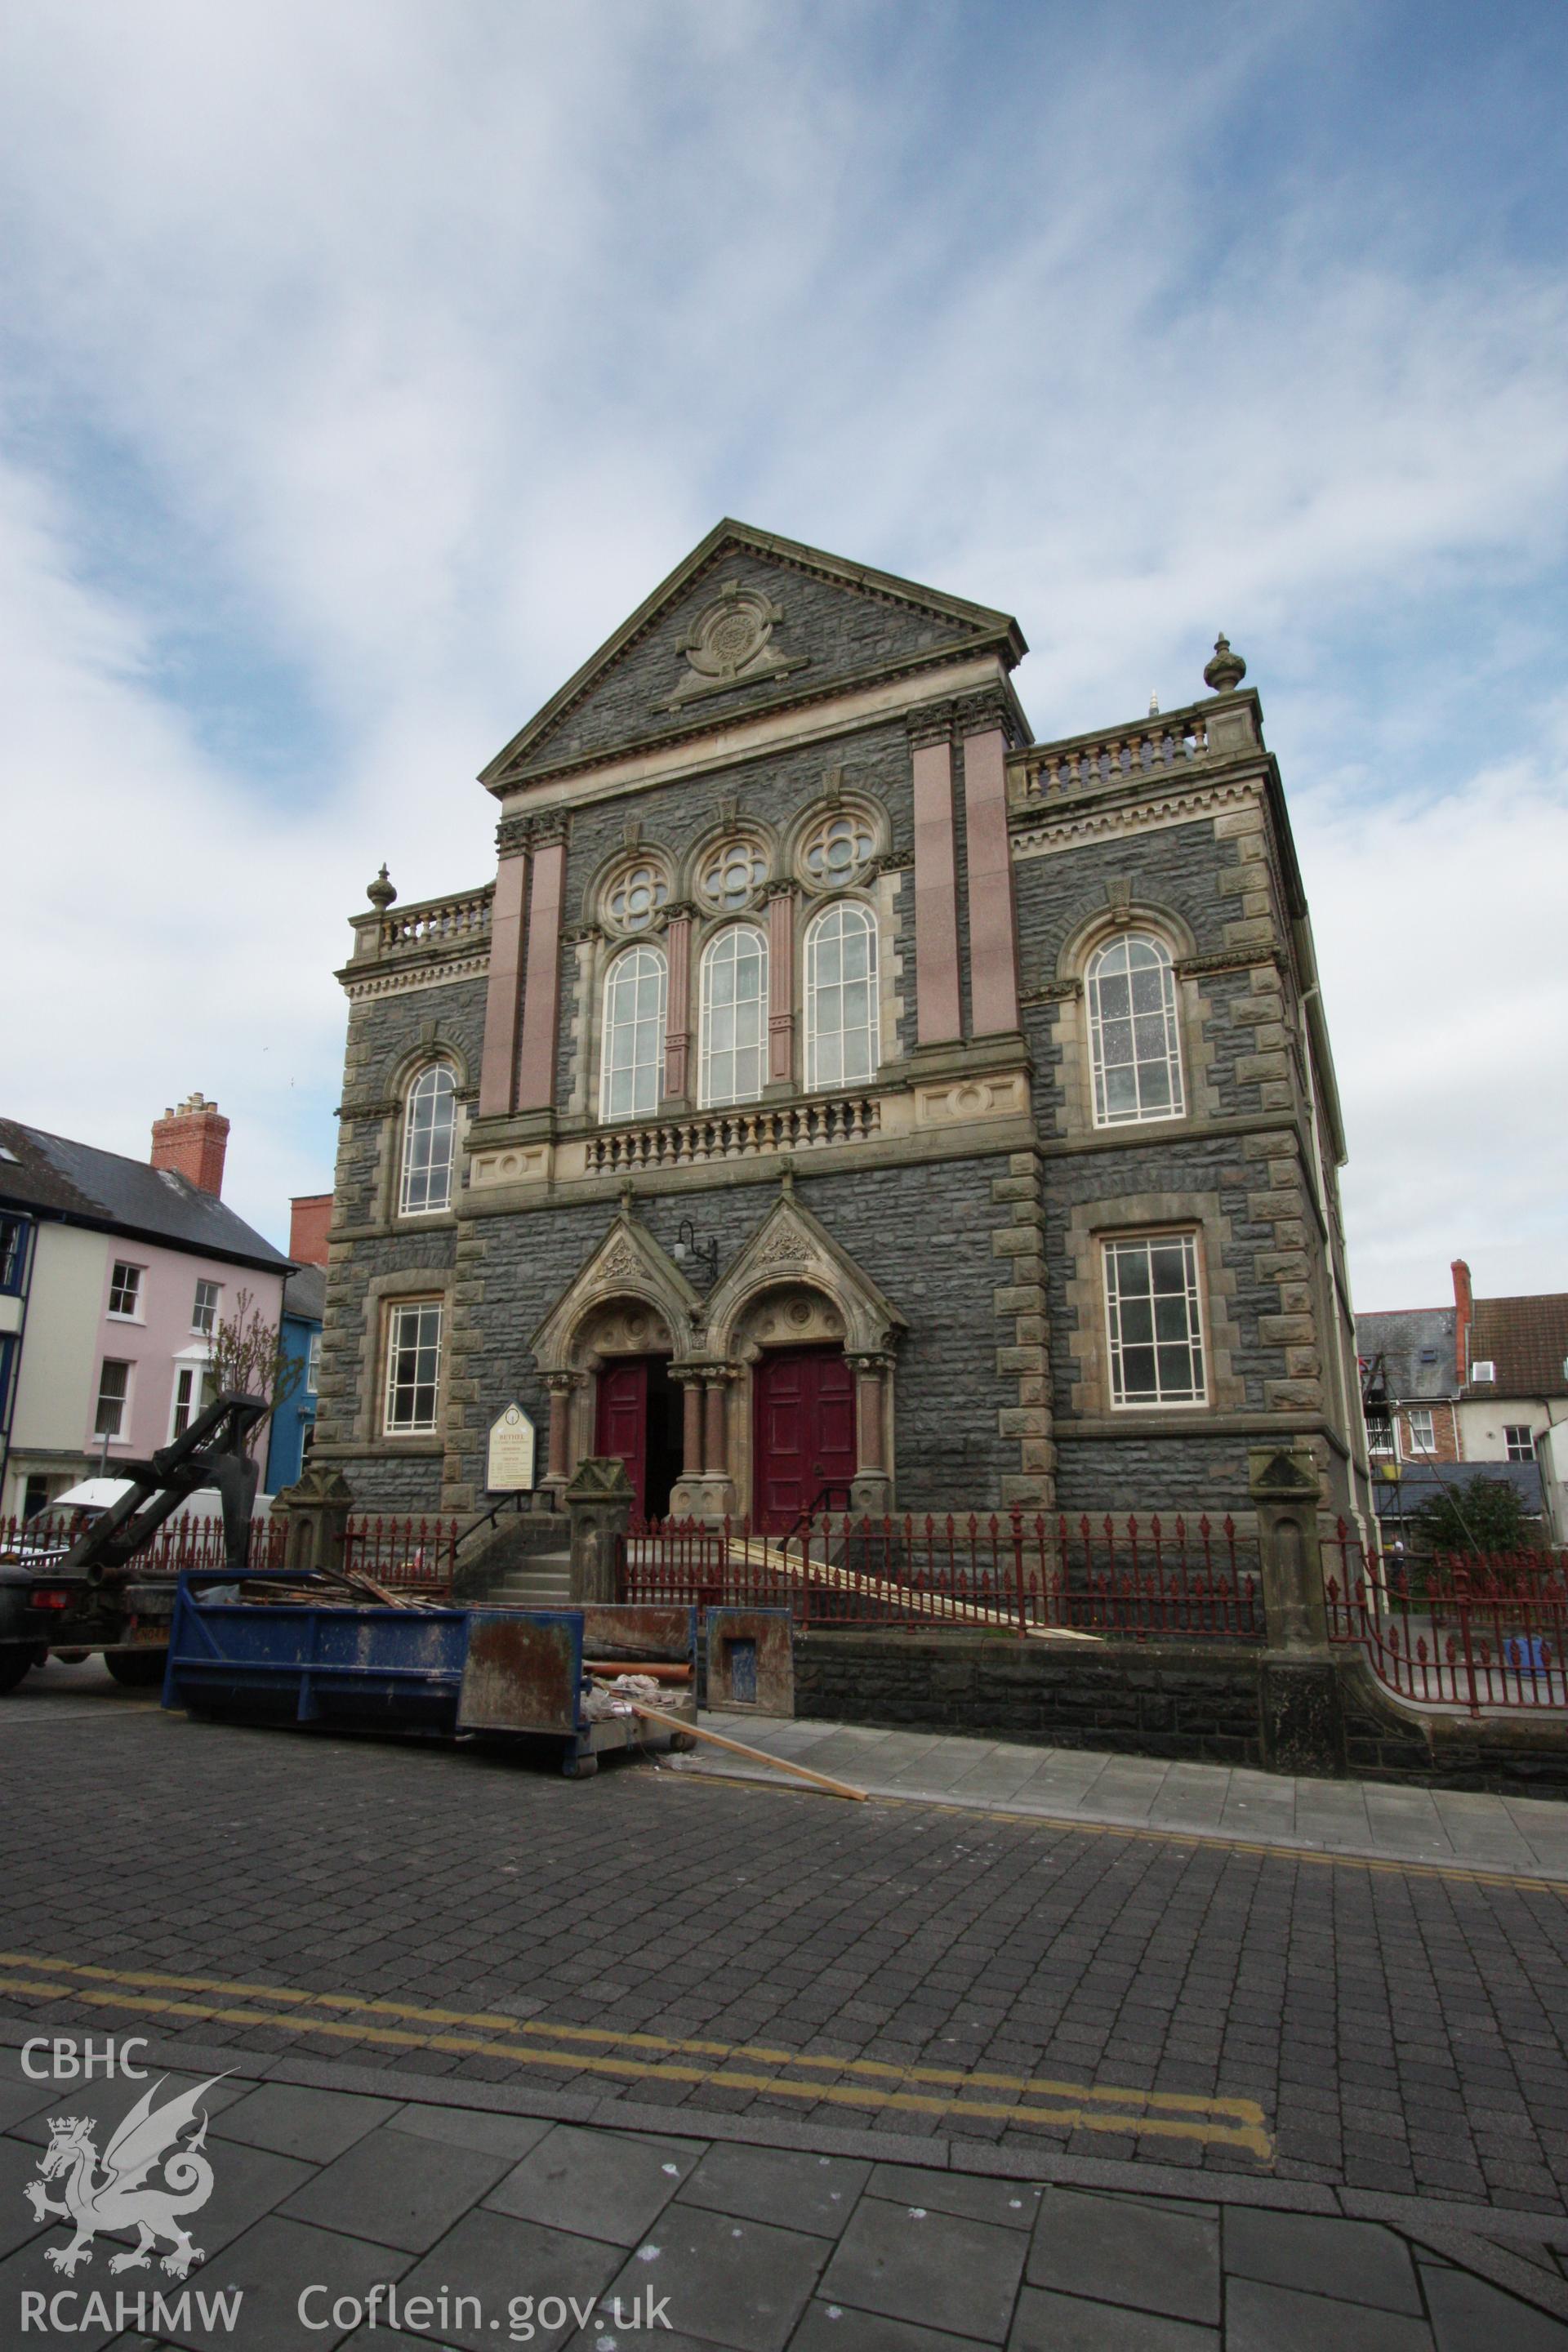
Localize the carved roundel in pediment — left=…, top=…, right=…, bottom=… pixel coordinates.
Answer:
left=683, top=586, right=779, bottom=680
left=666, top=581, right=797, bottom=708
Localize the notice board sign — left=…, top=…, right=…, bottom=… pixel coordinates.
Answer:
left=487, top=1402, right=537, bottom=1493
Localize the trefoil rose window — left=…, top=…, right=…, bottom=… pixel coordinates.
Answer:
left=399, top=1065, right=457, bottom=1216
left=699, top=925, right=768, bottom=1108
left=605, top=860, right=669, bottom=935
left=802, top=810, right=875, bottom=887
left=600, top=944, right=668, bottom=1122
left=697, top=840, right=767, bottom=912
left=1086, top=933, right=1186, bottom=1126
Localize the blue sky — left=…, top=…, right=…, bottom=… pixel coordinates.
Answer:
left=2, top=0, right=1565, bottom=1307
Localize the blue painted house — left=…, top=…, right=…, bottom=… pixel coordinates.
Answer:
left=265, top=1261, right=325, bottom=1494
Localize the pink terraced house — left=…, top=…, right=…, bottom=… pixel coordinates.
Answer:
left=0, top=1096, right=292, bottom=1518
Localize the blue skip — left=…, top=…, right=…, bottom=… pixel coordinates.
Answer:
left=162, top=1575, right=701, bottom=1778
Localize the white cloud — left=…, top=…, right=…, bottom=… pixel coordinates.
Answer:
left=0, top=1, right=1564, bottom=1299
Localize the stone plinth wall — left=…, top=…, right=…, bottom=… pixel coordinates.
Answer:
left=793, top=1632, right=1568, bottom=1796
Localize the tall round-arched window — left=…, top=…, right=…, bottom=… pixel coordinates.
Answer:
left=805, top=902, right=879, bottom=1092
left=599, top=944, right=668, bottom=1123
left=1086, top=934, right=1185, bottom=1125
left=698, top=926, right=768, bottom=1108
left=399, top=1064, right=457, bottom=1214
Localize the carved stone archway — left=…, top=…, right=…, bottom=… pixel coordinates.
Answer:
left=691, top=1178, right=906, bottom=1521
left=530, top=1212, right=702, bottom=1497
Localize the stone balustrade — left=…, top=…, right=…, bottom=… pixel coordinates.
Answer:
left=1011, top=703, right=1213, bottom=806
left=583, top=1092, right=881, bottom=1176
left=377, top=886, right=494, bottom=954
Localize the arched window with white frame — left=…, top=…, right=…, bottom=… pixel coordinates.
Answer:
left=399, top=1063, right=457, bottom=1215
left=698, top=925, right=768, bottom=1108
left=1086, top=933, right=1185, bottom=1126
left=805, top=901, right=879, bottom=1091
left=599, top=943, right=667, bottom=1122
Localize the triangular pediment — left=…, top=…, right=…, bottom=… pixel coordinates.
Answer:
left=482, top=519, right=1026, bottom=791
left=706, top=1183, right=906, bottom=1359
left=531, top=1211, right=704, bottom=1371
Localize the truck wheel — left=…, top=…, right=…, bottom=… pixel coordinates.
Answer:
left=105, top=1650, right=167, bottom=1689
left=0, top=1650, right=36, bottom=1695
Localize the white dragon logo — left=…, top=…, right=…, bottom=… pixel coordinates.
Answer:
left=24, top=2074, right=225, bottom=2278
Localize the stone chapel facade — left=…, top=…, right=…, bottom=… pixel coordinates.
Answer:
left=310, top=522, right=1369, bottom=1532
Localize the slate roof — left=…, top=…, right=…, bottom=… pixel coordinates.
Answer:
left=282, top=1263, right=326, bottom=1325
left=1355, top=1307, right=1459, bottom=1403
left=1466, top=1293, right=1568, bottom=1400
left=0, top=1119, right=291, bottom=1274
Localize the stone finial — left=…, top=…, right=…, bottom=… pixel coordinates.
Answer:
left=366, top=864, right=397, bottom=911
left=1203, top=635, right=1246, bottom=694
left=1148, top=691, right=1160, bottom=717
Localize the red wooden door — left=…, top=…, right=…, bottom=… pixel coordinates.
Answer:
left=596, top=1359, right=649, bottom=1514
left=753, top=1347, right=857, bottom=1532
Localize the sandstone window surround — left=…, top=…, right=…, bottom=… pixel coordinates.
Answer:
left=382, top=1298, right=444, bottom=1435
left=1086, top=932, right=1187, bottom=1127
left=398, top=1062, right=458, bottom=1216
left=1060, top=1192, right=1244, bottom=1422
left=1102, top=1232, right=1208, bottom=1410
left=602, top=853, right=672, bottom=937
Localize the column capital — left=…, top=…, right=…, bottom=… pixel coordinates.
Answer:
left=955, top=687, right=1012, bottom=738
left=906, top=700, right=956, bottom=750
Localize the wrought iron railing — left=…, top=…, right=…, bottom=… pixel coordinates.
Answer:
left=621, top=1511, right=1261, bottom=1642
left=1325, top=1525, right=1568, bottom=1713
left=0, top=1512, right=285, bottom=1575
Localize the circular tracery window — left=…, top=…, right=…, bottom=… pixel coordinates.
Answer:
left=802, top=810, right=876, bottom=885
left=697, top=839, right=768, bottom=911
left=604, top=859, right=670, bottom=934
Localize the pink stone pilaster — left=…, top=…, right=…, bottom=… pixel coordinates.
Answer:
left=479, top=849, right=529, bottom=1117
left=663, top=911, right=693, bottom=1101
left=961, top=724, right=1021, bottom=1036
left=911, top=737, right=962, bottom=1045
left=767, top=887, right=795, bottom=1085
left=515, top=837, right=566, bottom=1111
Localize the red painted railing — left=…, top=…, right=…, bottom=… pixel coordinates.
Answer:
left=621, top=1511, right=1262, bottom=1642
left=0, top=1512, right=286, bottom=1575
left=342, top=1513, right=461, bottom=1589
left=1325, top=1523, right=1568, bottom=1713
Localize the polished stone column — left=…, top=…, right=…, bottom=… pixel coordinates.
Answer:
left=847, top=1349, right=894, bottom=1516
left=479, top=844, right=529, bottom=1116
left=703, top=1373, right=728, bottom=1477
left=516, top=832, right=567, bottom=1110
left=663, top=907, right=693, bottom=1103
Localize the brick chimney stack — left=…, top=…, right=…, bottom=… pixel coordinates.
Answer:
left=151, top=1092, right=230, bottom=1197
left=288, top=1193, right=332, bottom=1268
left=1451, top=1258, right=1473, bottom=1385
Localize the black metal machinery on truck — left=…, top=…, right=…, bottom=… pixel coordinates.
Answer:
left=0, top=1390, right=270, bottom=1693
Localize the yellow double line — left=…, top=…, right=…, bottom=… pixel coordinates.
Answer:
left=0, top=1949, right=1271, bottom=2158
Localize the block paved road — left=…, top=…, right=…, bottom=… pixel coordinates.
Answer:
left=4, top=1664, right=1568, bottom=2222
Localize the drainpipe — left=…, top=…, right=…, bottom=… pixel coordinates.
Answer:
left=0, top=1215, right=37, bottom=1513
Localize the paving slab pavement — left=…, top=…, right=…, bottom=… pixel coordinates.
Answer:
left=4, top=2033, right=1568, bottom=2349
left=677, top=1714, right=1568, bottom=1877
